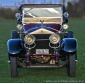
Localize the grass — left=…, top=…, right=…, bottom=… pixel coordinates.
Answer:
left=0, top=19, right=85, bottom=83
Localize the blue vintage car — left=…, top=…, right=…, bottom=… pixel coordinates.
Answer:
left=7, top=4, right=77, bottom=77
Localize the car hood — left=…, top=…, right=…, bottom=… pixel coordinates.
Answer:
left=24, top=24, right=61, bottom=34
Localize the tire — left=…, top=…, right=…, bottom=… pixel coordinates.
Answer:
left=11, top=30, right=18, bottom=39
left=67, top=31, right=73, bottom=38
left=67, top=54, right=76, bottom=77
left=10, top=57, right=18, bottom=77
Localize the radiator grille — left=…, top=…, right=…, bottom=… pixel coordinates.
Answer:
left=30, top=34, right=54, bottom=54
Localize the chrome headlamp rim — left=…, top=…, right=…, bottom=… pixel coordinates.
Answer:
left=24, top=34, right=35, bottom=45
left=49, top=34, right=60, bottom=44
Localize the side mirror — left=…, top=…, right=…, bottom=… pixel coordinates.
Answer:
left=15, top=13, right=20, bottom=18
left=63, top=12, right=69, bottom=18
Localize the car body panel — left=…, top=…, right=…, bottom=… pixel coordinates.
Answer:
left=7, top=39, right=22, bottom=55
left=24, top=24, right=61, bottom=32
left=61, top=38, right=77, bottom=52
left=24, top=25, right=61, bottom=35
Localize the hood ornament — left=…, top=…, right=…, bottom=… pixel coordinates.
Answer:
left=40, top=20, right=44, bottom=28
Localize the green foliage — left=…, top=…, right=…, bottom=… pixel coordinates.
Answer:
left=0, top=19, right=85, bottom=83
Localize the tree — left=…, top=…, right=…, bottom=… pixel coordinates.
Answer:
left=79, top=0, right=85, bottom=5
left=67, top=2, right=79, bottom=17
left=78, top=0, right=85, bottom=17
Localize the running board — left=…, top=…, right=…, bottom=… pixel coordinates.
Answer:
left=25, top=64, right=66, bottom=68
left=27, top=65, right=60, bottom=68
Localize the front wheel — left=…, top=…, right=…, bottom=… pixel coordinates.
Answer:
left=10, top=57, right=18, bottom=77
left=67, top=54, right=76, bottom=77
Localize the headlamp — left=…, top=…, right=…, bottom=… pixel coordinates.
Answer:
left=63, top=24, right=69, bottom=30
left=49, top=34, right=60, bottom=44
left=24, top=35, right=35, bottom=45
left=64, top=12, right=69, bottom=18
left=17, top=24, right=23, bottom=30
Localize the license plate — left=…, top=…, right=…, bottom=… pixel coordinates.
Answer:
left=36, top=49, right=49, bottom=54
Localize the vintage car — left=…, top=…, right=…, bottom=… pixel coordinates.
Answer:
left=7, top=4, right=77, bottom=77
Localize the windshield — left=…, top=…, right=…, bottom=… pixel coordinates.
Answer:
left=22, top=6, right=62, bottom=24
left=23, top=7, right=62, bottom=18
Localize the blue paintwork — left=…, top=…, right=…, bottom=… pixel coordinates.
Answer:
left=63, top=5, right=68, bottom=23
left=7, top=39, right=22, bottom=55
left=61, top=38, right=77, bottom=52
left=25, top=25, right=60, bottom=34
left=24, top=24, right=61, bottom=32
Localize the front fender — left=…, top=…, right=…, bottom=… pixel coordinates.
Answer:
left=7, top=39, right=23, bottom=55
left=61, top=38, right=77, bottom=52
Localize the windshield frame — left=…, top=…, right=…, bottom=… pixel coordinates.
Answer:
left=22, top=4, right=63, bottom=24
